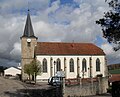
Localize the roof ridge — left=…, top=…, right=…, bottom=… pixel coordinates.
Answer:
left=37, top=42, right=94, bottom=44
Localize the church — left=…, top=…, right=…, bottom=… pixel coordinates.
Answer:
left=21, top=11, right=108, bottom=81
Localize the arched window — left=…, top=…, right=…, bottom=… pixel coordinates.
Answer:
left=56, top=58, right=61, bottom=71
left=82, top=58, right=87, bottom=72
left=77, top=58, right=80, bottom=76
left=70, top=58, right=74, bottom=72
left=96, top=58, right=100, bottom=71
left=43, top=58, right=47, bottom=73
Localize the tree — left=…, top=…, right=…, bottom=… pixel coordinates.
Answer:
left=30, top=59, right=42, bottom=83
left=96, top=0, right=120, bottom=51
left=0, top=66, right=7, bottom=76
left=24, top=64, right=31, bottom=80
left=24, top=59, right=42, bottom=83
left=0, top=66, right=7, bottom=72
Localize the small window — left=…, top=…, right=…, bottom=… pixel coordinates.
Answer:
left=27, top=42, right=31, bottom=47
left=70, top=58, right=74, bottom=72
left=82, top=58, right=87, bottom=72
left=96, top=58, right=100, bottom=71
left=43, top=58, right=47, bottom=73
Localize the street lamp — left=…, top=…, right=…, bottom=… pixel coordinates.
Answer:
left=54, top=61, right=56, bottom=76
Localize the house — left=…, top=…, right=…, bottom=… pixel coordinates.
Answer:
left=21, top=11, right=108, bottom=81
left=4, top=67, right=21, bottom=77
left=108, top=63, right=120, bottom=70
left=108, top=63, right=120, bottom=83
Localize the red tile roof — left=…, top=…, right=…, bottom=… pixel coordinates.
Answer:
left=35, top=42, right=105, bottom=55
left=109, top=74, right=120, bottom=82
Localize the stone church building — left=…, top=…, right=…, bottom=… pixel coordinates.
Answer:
left=21, top=11, right=108, bottom=81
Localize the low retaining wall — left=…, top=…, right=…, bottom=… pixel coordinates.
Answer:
left=64, top=83, right=98, bottom=97
left=63, top=77, right=108, bottom=97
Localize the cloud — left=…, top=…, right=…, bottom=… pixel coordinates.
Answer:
left=46, top=0, right=60, bottom=14
left=47, top=0, right=109, bottom=43
left=10, top=43, right=21, bottom=61
left=0, top=0, right=119, bottom=66
left=101, top=43, right=120, bottom=64
left=0, top=42, right=9, bottom=53
left=0, top=12, right=24, bottom=66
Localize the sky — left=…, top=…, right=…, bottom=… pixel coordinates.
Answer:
left=0, top=0, right=120, bottom=67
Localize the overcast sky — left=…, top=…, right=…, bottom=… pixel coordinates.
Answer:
left=0, top=0, right=120, bottom=67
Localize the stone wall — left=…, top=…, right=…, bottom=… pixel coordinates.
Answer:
left=63, top=77, right=108, bottom=97
left=21, top=37, right=37, bottom=80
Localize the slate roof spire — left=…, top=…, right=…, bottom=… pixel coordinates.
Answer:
left=22, top=10, right=36, bottom=38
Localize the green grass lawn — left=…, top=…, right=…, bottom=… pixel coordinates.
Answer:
left=109, top=69, right=120, bottom=74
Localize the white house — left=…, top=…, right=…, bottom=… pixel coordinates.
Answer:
left=21, top=11, right=108, bottom=81
left=4, top=67, right=21, bottom=76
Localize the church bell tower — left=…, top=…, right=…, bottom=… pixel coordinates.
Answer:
left=21, top=10, right=38, bottom=80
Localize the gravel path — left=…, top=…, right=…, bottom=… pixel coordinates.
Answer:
left=0, top=77, right=25, bottom=97
left=0, top=77, right=52, bottom=97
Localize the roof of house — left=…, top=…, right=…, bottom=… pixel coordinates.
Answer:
left=35, top=42, right=105, bottom=55
left=109, top=74, right=120, bottom=82
left=4, top=67, right=21, bottom=71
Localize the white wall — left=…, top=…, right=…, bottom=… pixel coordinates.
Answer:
left=36, top=55, right=106, bottom=81
left=4, top=67, right=21, bottom=76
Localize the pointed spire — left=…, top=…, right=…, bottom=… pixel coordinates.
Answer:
left=22, top=10, right=36, bottom=38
